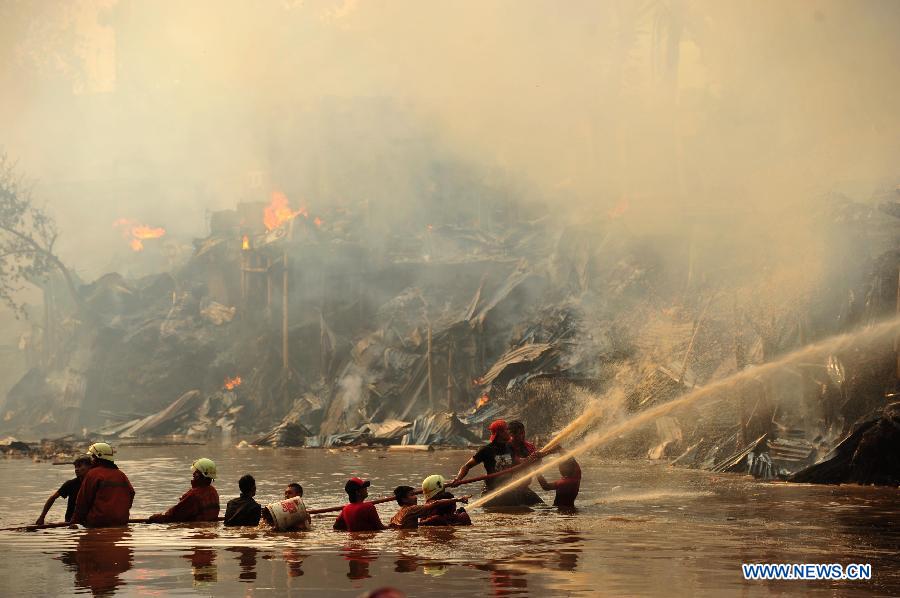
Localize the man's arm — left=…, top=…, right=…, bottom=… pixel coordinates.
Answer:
left=451, top=457, right=479, bottom=485
left=333, top=509, right=347, bottom=530
left=149, top=492, right=198, bottom=523
left=419, top=495, right=471, bottom=515
left=35, top=492, right=61, bottom=525
left=536, top=475, right=558, bottom=491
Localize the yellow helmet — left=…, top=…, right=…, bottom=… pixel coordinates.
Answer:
left=87, top=442, right=115, bottom=462
left=422, top=474, right=446, bottom=500
left=192, top=458, right=217, bottom=480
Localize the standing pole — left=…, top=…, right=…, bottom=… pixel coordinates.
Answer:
left=266, top=256, right=273, bottom=321
left=281, top=220, right=294, bottom=401
left=282, top=250, right=289, bottom=372
left=426, top=324, right=433, bottom=411
left=42, top=281, right=51, bottom=367
left=447, top=343, right=454, bottom=412
left=895, top=266, right=900, bottom=381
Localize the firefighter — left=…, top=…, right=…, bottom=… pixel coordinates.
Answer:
left=148, top=458, right=220, bottom=523
left=72, top=442, right=135, bottom=527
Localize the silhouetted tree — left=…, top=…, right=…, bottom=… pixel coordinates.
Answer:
left=0, top=152, right=83, bottom=317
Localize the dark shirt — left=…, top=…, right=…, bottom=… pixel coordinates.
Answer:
left=510, top=440, right=537, bottom=462
left=223, top=495, right=261, bottom=526
left=58, top=477, right=82, bottom=522
left=333, top=501, right=385, bottom=531
left=473, top=441, right=515, bottom=490
left=419, top=509, right=472, bottom=526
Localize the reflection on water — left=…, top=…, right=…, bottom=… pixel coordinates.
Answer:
left=342, top=545, right=378, bottom=580
left=58, top=528, right=133, bottom=596
left=0, top=447, right=897, bottom=596
left=226, top=546, right=258, bottom=581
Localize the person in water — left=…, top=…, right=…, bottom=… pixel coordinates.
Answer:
left=417, top=475, right=473, bottom=526
left=224, top=474, right=262, bottom=526
left=259, top=481, right=311, bottom=531
left=419, top=490, right=473, bottom=526
left=283, top=482, right=303, bottom=500
left=451, top=419, right=531, bottom=507
left=36, top=456, right=92, bottom=525
left=537, top=448, right=582, bottom=509
left=333, top=477, right=386, bottom=531
left=72, top=442, right=135, bottom=528
left=148, top=458, right=220, bottom=523
left=389, top=476, right=471, bottom=529
left=505, top=420, right=544, bottom=505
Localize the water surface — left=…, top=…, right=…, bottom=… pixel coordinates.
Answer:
left=0, top=445, right=896, bottom=596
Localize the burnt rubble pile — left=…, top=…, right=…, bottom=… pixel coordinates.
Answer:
left=0, top=198, right=622, bottom=449
left=5, top=183, right=900, bottom=487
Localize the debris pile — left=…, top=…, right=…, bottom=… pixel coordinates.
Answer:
left=4, top=181, right=900, bottom=490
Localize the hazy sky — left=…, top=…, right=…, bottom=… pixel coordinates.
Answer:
left=1, top=0, right=898, bottom=280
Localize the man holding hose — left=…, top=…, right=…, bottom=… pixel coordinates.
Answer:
left=451, top=419, right=542, bottom=507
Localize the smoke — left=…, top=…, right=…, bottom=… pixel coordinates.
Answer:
left=0, top=1, right=897, bottom=268
left=1, top=0, right=899, bottom=384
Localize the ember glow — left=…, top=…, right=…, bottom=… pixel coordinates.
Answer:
left=223, top=376, right=242, bottom=390
left=113, top=218, right=166, bottom=252
left=242, top=235, right=250, bottom=250
left=475, top=394, right=490, bottom=409
left=313, top=217, right=323, bottom=228
left=608, top=199, right=629, bottom=220
left=264, top=191, right=308, bottom=231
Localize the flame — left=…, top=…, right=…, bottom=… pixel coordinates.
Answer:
left=242, top=235, right=250, bottom=250
left=313, top=217, right=323, bottom=228
left=608, top=199, right=629, bottom=219
left=264, top=191, right=308, bottom=231
left=224, top=376, right=242, bottom=390
left=475, top=394, right=490, bottom=409
left=114, top=218, right=166, bottom=252
left=132, top=225, right=165, bottom=240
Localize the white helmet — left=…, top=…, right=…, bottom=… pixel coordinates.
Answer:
left=192, top=458, right=217, bottom=480
left=422, top=474, right=446, bottom=500
left=87, top=442, right=115, bottom=462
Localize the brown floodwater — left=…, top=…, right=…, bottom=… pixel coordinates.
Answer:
left=0, top=444, right=897, bottom=596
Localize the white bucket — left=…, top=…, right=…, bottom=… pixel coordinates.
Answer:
left=265, top=497, right=310, bottom=531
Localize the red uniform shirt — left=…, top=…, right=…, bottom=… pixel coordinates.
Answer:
left=151, top=481, right=220, bottom=523
left=333, top=501, right=385, bottom=531
left=546, top=464, right=581, bottom=508
left=73, top=462, right=135, bottom=527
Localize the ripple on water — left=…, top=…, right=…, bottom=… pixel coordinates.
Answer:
left=0, top=447, right=898, bottom=596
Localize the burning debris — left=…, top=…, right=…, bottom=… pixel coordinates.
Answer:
left=4, top=179, right=900, bottom=489
left=113, top=218, right=166, bottom=252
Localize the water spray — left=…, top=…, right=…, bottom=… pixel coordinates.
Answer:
left=469, top=315, right=900, bottom=509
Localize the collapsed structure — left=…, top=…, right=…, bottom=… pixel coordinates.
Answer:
left=2, top=184, right=900, bottom=486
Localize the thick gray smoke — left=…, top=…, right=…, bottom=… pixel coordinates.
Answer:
left=1, top=1, right=898, bottom=272
left=1, top=1, right=899, bottom=413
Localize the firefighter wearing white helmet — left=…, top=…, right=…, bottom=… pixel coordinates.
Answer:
left=87, top=442, right=115, bottom=462
left=192, top=458, right=217, bottom=480
left=149, top=457, right=220, bottom=523
left=72, top=442, right=135, bottom=527
left=422, top=474, right=446, bottom=500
